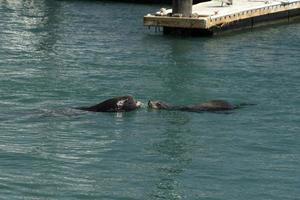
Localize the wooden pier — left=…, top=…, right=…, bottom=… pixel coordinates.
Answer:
left=144, top=0, right=300, bottom=35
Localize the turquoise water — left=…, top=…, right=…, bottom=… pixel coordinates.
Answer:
left=0, top=0, right=300, bottom=199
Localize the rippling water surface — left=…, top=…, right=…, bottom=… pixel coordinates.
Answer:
left=0, top=0, right=299, bottom=199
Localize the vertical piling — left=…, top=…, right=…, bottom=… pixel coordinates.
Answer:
left=172, top=0, right=193, bottom=17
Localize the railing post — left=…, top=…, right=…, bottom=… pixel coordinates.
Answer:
left=172, top=0, right=193, bottom=17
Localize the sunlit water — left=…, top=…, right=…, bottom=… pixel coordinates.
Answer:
left=0, top=0, right=299, bottom=199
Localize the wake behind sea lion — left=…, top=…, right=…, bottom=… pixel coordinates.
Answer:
left=78, top=96, right=142, bottom=112
left=148, top=99, right=252, bottom=112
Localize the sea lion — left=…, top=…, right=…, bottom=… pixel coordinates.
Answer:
left=148, top=99, right=248, bottom=112
left=78, top=96, right=142, bottom=112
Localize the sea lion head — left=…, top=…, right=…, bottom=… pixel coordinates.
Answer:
left=116, top=96, right=142, bottom=111
left=148, top=100, right=169, bottom=109
left=78, top=95, right=142, bottom=112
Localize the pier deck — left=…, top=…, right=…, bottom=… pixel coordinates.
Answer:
left=144, top=0, right=300, bottom=35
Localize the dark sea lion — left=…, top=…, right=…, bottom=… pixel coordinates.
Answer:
left=148, top=99, right=249, bottom=112
left=78, top=96, right=142, bottom=112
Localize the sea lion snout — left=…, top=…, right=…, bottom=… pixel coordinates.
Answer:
left=148, top=100, right=169, bottom=109
left=136, top=101, right=142, bottom=107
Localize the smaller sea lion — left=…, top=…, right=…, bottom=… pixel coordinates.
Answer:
left=148, top=99, right=249, bottom=112
left=78, top=96, right=142, bottom=112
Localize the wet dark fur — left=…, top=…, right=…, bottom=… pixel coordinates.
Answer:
left=148, top=100, right=251, bottom=112
left=78, top=96, right=140, bottom=112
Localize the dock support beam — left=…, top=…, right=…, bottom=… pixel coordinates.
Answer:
left=172, top=0, right=193, bottom=17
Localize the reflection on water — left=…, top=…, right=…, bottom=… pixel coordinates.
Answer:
left=163, top=40, right=198, bottom=96
left=0, top=0, right=61, bottom=57
left=146, top=38, right=212, bottom=103
left=148, top=113, right=193, bottom=200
